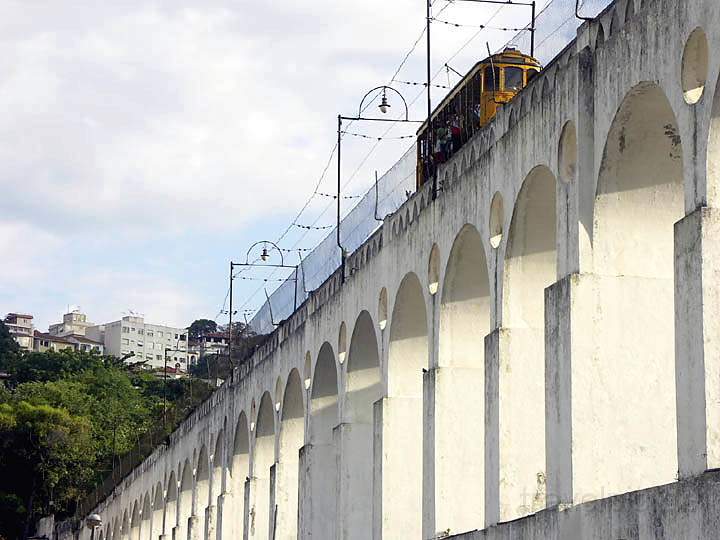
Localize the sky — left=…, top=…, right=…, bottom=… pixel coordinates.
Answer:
left=0, top=0, right=566, bottom=332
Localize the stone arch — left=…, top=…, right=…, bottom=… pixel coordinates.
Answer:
left=541, top=78, right=551, bottom=99
left=179, top=459, right=193, bottom=531
left=378, top=287, right=388, bottom=330
left=586, top=81, right=682, bottom=498
left=303, top=351, right=312, bottom=389
left=388, top=273, right=428, bottom=397
left=440, top=224, right=491, bottom=368
left=129, top=500, right=140, bottom=540
left=434, top=224, right=491, bottom=532
left=151, top=483, right=163, bottom=539
left=338, top=321, right=348, bottom=364
left=509, top=106, right=518, bottom=129
left=338, top=310, right=382, bottom=534
left=428, top=243, right=441, bottom=295
left=230, top=412, right=250, bottom=539
left=166, top=470, right=178, bottom=532
left=625, top=0, right=635, bottom=20
left=252, top=391, right=276, bottom=539
left=381, top=272, right=428, bottom=538
left=212, top=429, right=225, bottom=501
left=681, top=27, right=709, bottom=105
left=498, top=164, right=557, bottom=520
left=558, top=121, right=578, bottom=184
left=305, top=342, right=339, bottom=537
left=505, top=165, right=557, bottom=327
left=195, top=445, right=210, bottom=520
left=140, top=493, right=151, bottom=538
left=276, top=368, right=304, bottom=538
left=595, top=24, right=605, bottom=49
left=120, top=510, right=129, bottom=540
left=311, top=343, right=339, bottom=441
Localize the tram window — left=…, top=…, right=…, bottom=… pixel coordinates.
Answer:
left=527, top=68, right=539, bottom=84
left=485, top=66, right=501, bottom=92
left=504, top=67, right=524, bottom=91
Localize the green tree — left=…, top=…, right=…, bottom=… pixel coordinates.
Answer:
left=0, top=401, right=94, bottom=539
left=0, top=321, right=19, bottom=368
left=2, top=349, right=104, bottom=386
left=188, top=319, right=217, bottom=340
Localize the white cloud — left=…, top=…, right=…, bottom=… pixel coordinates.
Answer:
left=0, top=0, right=551, bottom=329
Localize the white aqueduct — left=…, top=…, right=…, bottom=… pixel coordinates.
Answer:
left=71, top=0, right=720, bottom=538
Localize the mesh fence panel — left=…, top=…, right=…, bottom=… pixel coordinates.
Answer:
left=503, top=0, right=613, bottom=64
left=250, top=145, right=416, bottom=334
left=250, top=0, right=616, bottom=335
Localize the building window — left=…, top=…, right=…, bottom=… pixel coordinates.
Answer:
left=156, top=354, right=162, bottom=360
left=158, top=331, right=163, bottom=337
left=137, top=342, right=144, bottom=348
left=131, top=327, right=136, bottom=332
left=138, top=329, right=144, bottom=335
left=122, top=327, right=129, bottom=334
left=180, top=334, right=186, bottom=341
left=122, top=338, right=129, bottom=345
left=147, top=330, right=153, bottom=337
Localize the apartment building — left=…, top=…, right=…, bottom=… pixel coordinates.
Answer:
left=87, top=315, right=188, bottom=370
left=3, top=313, right=34, bottom=351
left=48, top=310, right=95, bottom=337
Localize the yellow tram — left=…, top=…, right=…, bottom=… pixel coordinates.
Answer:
left=416, top=47, right=541, bottom=189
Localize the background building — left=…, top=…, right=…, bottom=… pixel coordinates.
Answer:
left=33, top=332, right=76, bottom=353
left=87, top=315, right=188, bottom=370
left=3, top=313, right=34, bottom=351
left=49, top=310, right=95, bottom=337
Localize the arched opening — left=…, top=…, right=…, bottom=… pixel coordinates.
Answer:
left=303, top=352, right=312, bottom=390
left=252, top=392, right=276, bottom=539
left=428, top=244, right=441, bottom=295
left=586, top=81, right=682, bottom=498
left=277, top=369, right=304, bottom=538
left=230, top=412, right=250, bottom=539
left=212, top=430, right=225, bottom=504
left=388, top=273, right=428, bottom=397
left=441, top=225, right=491, bottom=368
left=178, top=460, right=193, bottom=532
left=381, top=272, right=428, bottom=538
left=341, top=310, right=382, bottom=535
left=558, top=121, right=578, bottom=184
left=120, top=510, right=129, bottom=540
left=490, top=193, right=504, bottom=248
left=140, top=494, right=151, bottom=540
left=129, top=501, right=140, bottom=540
left=166, top=471, right=178, bottom=533
left=304, top=343, right=339, bottom=538
left=275, top=377, right=283, bottom=412
left=195, top=446, right=210, bottom=525
left=498, top=164, right=557, bottom=520
left=378, top=288, right=388, bottom=330
left=707, top=71, right=720, bottom=205
left=435, top=224, right=490, bottom=533
left=151, top=483, right=164, bottom=539
left=681, top=27, right=708, bottom=105
left=338, top=322, right=348, bottom=364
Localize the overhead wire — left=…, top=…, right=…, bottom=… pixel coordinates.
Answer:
left=235, top=0, right=513, bottom=322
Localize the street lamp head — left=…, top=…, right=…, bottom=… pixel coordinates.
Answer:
left=379, top=91, right=391, bottom=114
left=86, top=514, right=102, bottom=529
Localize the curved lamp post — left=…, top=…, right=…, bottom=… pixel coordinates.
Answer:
left=228, top=241, right=301, bottom=359
left=336, top=85, right=422, bottom=279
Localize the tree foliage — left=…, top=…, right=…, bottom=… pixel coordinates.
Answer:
left=0, top=323, right=213, bottom=539
left=188, top=318, right=217, bottom=340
